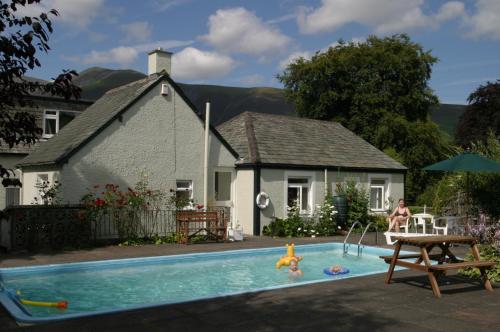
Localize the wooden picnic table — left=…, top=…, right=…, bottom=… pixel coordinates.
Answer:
left=380, top=235, right=495, bottom=298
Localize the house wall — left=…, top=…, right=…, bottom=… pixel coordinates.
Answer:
left=257, top=168, right=405, bottom=234
left=234, top=169, right=254, bottom=235
left=22, top=80, right=236, bottom=206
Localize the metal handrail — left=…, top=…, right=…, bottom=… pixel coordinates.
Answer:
left=343, top=221, right=363, bottom=255
left=357, top=222, right=378, bottom=256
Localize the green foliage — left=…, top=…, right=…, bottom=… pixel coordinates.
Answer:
left=367, top=214, right=388, bottom=231
left=262, top=197, right=337, bottom=237
left=119, top=233, right=179, bottom=246
left=468, top=133, right=500, bottom=218
left=335, top=181, right=369, bottom=227
left=460, top=244, right=500, bottom=282
left=456, top=80, right=500, bottom=147
left=278, top=34, right=451, bottom=202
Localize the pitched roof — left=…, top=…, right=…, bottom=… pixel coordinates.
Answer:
left=18, top=73, right=237, bottom=167
left=217, top=112, right=406, bottom=171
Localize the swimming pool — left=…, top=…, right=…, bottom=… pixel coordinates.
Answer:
left=0, top=243, right=405, bottom=324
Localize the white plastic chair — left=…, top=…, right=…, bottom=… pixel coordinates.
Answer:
left=432, top=216, right=448, bottom=235
left=411, top=213, right=434, bottom=234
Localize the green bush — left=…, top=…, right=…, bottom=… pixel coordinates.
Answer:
left=367, top=214, right=388, bottom=231
left=460, top=244, right=500, bottom=282
left=335, top=181, right=369, bottom=227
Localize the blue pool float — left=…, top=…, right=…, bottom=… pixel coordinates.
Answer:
left=323, top=267, right=349, bottom=276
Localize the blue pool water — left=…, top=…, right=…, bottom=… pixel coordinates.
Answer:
left=0, top=243, right=403, bottom=323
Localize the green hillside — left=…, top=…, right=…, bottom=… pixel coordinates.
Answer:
left=73, top=67, right=465, bottom=133
left=74, top=67, right=295, bottom=125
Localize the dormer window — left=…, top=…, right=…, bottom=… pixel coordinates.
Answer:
left=43, top=110, right=78, bottom=138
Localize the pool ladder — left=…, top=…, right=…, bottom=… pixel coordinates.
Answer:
left=343, top=221, right=379, bottom=256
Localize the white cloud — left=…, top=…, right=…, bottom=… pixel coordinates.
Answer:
left=297, top=0, right=464, bottom=34
left=201, top=7, right=291, bottom=56
left=17, top=0, right=105, bottom=29
left=120, top=21, right=153, bottom=43
left=66, top=40, right=194, bottom=67
left=172, top=47, right=237, bottom=81
left=278, top=51, right=313, bottom=70
left=463, top=0, right=500, bottom=40
left=154, top=0, right=191, bottom=12
left=238, top=74, right=266, bottom=86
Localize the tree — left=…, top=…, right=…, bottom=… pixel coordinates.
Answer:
left=0, top=0, right=80, bottom=186
left=455, top=80, right=500, bottom=147
left=278, top=34, right=450, bottom=202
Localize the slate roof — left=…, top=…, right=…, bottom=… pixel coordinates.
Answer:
left=18, top=73, right=237, bottom=167
left=217, top=112, right=406, bottom=171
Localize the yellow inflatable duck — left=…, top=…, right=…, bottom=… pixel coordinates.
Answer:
left=275, top=243, right=303, bottom=269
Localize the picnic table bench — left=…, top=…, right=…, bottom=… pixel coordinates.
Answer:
left=380, top=235, right=495, bottom=298
left=176, top=211, right=227, bottom=244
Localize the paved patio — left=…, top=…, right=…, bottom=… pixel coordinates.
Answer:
left=1, top=235, right=499, bottom=331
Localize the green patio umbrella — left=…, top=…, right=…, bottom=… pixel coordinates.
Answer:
left=423, top=151, right=500, bottom=221
left=423, top=151, right=500, bottom=173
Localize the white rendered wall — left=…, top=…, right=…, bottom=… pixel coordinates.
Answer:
left=234, top=169, right=254, bottom=235
left=21, top=168, right=60, bottom=204
left=55, top=80, right=236, bottom=205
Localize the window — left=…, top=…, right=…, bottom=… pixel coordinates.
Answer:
left=370, top=179, right=386, bottom=211
left=36, top=174, right=49, bottom=186
left=5, top=187, right=20, bottom=206
left=215, top=172, right=231, bottom=201
left=287, top=178, right=310, bottom=213
left=43, top=110, right=78, bottom=138
left=176, top=180, right=193, bottom=203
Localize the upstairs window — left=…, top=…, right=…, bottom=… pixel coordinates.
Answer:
left=43, top=110, right=78, bottom=138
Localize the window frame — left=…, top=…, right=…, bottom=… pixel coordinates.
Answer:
left=284, top=171, right=315, bottom=216
left=368, top=174, right=392, bottom=212
left=42, top=109, right=80, bottom=138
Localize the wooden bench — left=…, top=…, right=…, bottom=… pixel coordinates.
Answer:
left=428, top=261, right=496, bottom=271
left=176, top=211, right=227, bottom=244
left=379, top=253, right=444, bottom=262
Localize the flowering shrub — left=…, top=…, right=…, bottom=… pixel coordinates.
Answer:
left=33, top=180, right=61, bottom=205
left=81, top=176, right=165, bottom=240
left=262, top=197, right=337, bottom=237
left=461, top=222, right=500, bottom=282
left=314, top=194, right=338, bottom=236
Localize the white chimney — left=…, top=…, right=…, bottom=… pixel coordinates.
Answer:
left=148, top=48, right=172, bottom=76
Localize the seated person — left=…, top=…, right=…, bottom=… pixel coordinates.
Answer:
left=330, top=264, right=343, bottom=273
left=387, top=198, right=411, bottom=232
left=288, top=259, right=303, bottom=277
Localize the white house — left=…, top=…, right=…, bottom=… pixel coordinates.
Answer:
left=17, top=50, right=407, bottom=235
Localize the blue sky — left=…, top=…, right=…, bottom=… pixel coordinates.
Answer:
left=20, top=0, right=500, bottom=104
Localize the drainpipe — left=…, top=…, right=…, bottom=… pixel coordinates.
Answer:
left=203, top=101, right=210, bottom=210
left=253, top=166, right=261, bottom=235
left=324, top=168, right=328, bottom=197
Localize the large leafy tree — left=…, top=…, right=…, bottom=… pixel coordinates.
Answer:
left=278, top=34, right=450, bottom=201
left=0, top=0, right=80, bottom=186
left=455, top=80, right=500, bottom=147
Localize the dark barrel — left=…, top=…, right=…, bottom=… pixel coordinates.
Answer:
left=332, top=196, right=348, bottom=226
